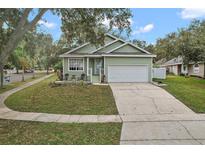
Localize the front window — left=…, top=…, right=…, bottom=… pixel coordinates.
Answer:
left=193, top=63, right=199, bottom=73
left=69, top=58, right=83, bottom=71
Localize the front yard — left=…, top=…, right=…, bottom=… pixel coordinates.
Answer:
left=5, top=75, right=118, bottom=115
left=155, top=75, right=205, bottom=113
left=0, top=119, right=121, bottom=144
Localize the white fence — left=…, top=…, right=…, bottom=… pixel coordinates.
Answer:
left=152, top=68, right=166, bottom=79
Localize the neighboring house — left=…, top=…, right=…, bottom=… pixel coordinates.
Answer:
left=162, top=56, right=205, bottom=78
left=59, top=34, right=156, bottom=83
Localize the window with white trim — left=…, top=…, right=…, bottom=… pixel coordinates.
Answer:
left=193, top=63, right=199, bottom=73
left=69, top=58, right=84, bottom=71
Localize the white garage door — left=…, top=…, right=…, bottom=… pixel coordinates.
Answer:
left=108, top=65, right=149, bottom=82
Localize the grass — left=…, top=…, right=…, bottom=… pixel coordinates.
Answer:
left=0, top=119, right=121, bottom=145
left=0, top=72, right=47, bottom=94
left=154, top=75, right=205, bottom=113
left=5, top=75, right=118, bottom=115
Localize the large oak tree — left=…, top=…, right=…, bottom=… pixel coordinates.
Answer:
left=0, top=8, right=132, bottom=87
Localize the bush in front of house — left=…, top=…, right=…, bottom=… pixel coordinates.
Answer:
left=80, top=73, right=86, bottom=81
left=65, top=73, right=69, bottom=80
left=54, top=61, right=63, bottom=72
left=56, top=70, right=63, bottom=81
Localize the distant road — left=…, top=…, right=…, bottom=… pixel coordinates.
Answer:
left=4, top=70, right=49, bottom=84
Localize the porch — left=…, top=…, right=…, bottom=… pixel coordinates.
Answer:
left=62, top=57, right=105, bottom=83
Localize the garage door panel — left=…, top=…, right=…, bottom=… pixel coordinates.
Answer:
left=108, top=65, right=148, bottom=82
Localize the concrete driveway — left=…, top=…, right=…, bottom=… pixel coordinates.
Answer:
left=110, top=83, right=205, bottom=145
left=110, top=83, right=193, bottom=115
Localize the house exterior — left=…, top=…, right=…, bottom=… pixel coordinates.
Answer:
left=162, top=56, right=205, bottom=78
left=59, top=34, right=156, bottom=83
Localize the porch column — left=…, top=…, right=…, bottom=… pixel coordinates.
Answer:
left=87, top=57, right=89, bottom=76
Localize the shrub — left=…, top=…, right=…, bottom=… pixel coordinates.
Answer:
left=53, top=61, right=63, bottom=72
left=81, top=73, right=86, bottom=81
left=56, top=70, right=63, bottom=81
left=65, top=73, right=69, bottom=80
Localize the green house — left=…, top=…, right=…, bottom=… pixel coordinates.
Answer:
left=59, top=34, right=156, bottom=83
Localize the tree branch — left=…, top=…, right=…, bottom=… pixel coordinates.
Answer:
left=0, top=9, right=48, bottom=64
left=18, top=8, right=32, bottom=28
left=25, top=8, right=48, bottom=30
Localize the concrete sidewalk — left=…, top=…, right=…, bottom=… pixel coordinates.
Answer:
left=110, top=83, right=205, bottom=145
left=0, top=74, right=121, bottom=123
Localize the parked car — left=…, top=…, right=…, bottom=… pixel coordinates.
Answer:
left=25, top=69, right=34, bottom=73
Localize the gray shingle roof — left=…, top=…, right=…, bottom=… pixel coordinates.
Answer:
left=163, top=56, right=183, bottom=66
left=59, top=33, right=154, bottom=57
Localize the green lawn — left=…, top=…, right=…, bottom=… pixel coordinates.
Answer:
left=5, top=75, right=118, bottom=115
left=0, top=72, right=47, bottom=94
left=0, top=119, right=121, bottom=144
left=155, top=75, right=205, bottom=113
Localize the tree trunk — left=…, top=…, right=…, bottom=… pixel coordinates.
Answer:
left=32, top=70, right=35, bottom=78
left=0, top=9, right=48, bottom=82
left=22, top=67, right=25, bottom=82
left=0, top=64, right=4, bottom=88
left=16, top=68, right=19, bottom=74
left=46, top=65, right=49, bottom=75
left=32, top=60, right=35, bottom=78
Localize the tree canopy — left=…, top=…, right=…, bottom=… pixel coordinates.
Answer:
left=0, top=8, right=132, bottom=87
left=153, top=19, right=205, bottom=63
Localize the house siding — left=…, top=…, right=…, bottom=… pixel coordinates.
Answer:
left=96, top=41, right=124, bottom=53
left=166, top=65, right=179, bottom=75
left=188, top=63, right=205, bottom=78
left=63, top=57, right=87, bottom=80
left=63, top=57, right=101, bottom=82
left=104, top=57, right=153, bottom=82
left=112, top=45, right=143, bottom=53
left=74, top=36, right=115, bottom=54
left=181, top=64, right=188, bottom=74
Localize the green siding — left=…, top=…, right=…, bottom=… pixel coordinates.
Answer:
left=75, top=44, right=96, bottom=54
left=63, top=57, right=152, bottom=82
left=74, top=36, right=115, bottom=54
left=63, top=57, right=100, bottom=82
left=96, top=41, right=124, bottom=53
left=63, top=57, right=87, bottom=80
left=104, top=57, right=152, bottom=82
left=92, top=75, right=100, bottom=83
left=112, top=44, right=142, bottom=53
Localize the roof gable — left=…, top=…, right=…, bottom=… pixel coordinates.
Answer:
left=93, top=40, right=124, bottom=54
left=60, top=33, right=153, bottom=57
left=67, top=35, right=116, bottom=55
left=163, top=56, right=183, bottom=66
left=111, top=44, right=144, bottom=54
left=105, top=43, right=151, bottom=55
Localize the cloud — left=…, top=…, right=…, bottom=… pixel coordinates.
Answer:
left=128, top=18, right=134, bottom=25
left=133, top=23, right=154, bottom=35
left=180, top=8, right=205, bottom=19
left=38, top=20, right=56, bottom=28
left=102, top=18, right=110, bottom=27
